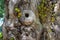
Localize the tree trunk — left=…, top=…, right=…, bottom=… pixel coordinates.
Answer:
left=3, top=0, right=42, bottom=40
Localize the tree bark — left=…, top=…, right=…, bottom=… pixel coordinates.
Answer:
left=3, top=0, right=42, bottom=40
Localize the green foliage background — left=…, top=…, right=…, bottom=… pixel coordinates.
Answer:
left=0, top=0, right=4, bottom=39
left=0, top=0, right=5, bottom=17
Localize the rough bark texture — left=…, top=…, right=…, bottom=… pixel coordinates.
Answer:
left=3, top=0, right=42, bottom=40
left=3, top=0, right=60, bottom=40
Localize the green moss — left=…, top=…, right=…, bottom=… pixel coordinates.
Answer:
left=10, top=37, right=14, bottom=40
left=37, top=0, right=55, bottom=23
